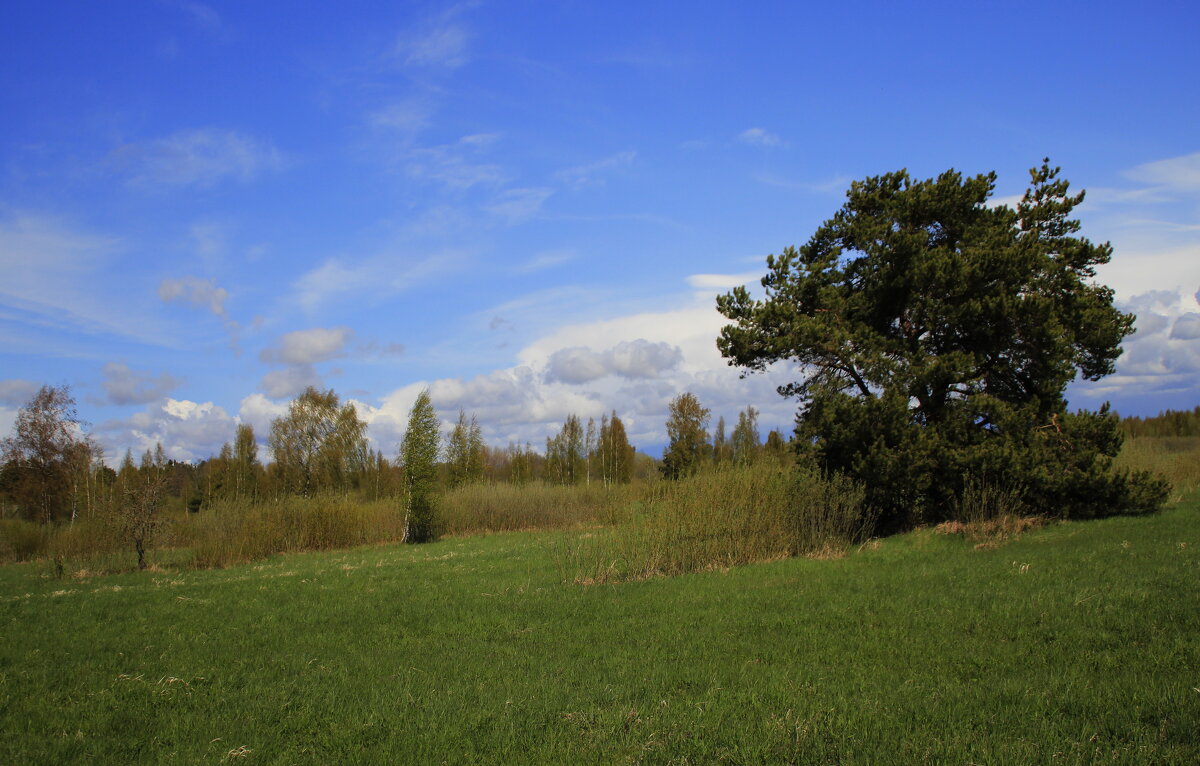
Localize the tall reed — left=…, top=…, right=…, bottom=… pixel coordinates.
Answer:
left=1115, top=436, right=1200, bottom=499
left=438, top=481, right=636, bottom=536
left=556, top=464, right=876, bottom=583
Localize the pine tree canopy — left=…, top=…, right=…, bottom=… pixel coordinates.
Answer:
left=717, top=160, right=1167, bottom=525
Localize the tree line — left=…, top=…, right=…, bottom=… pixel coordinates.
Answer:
left=2, top=383, right=783, bottom=531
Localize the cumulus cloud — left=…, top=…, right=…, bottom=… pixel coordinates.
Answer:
left=100, top=362, right=182, bottom=405
left=0, top=379, right=40, bottom=407
left=237, top=392, right=289, bottom=437
left=110, top=129, right=285, bottom=187
left=736, top=128, right=784, bottom=148
left=260, top=327, right=353, bottom=365
left=158, top=275, right=229, bottom=316
left=545, top=340, right=684, bottom=384
left=95, top=398, right=237, bottom=463
left=1170, top=313, right=1200, bottom=340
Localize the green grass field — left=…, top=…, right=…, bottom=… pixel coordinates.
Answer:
left=2, top=496, right=1198, bottom=764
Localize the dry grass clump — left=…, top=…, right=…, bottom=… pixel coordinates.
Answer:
left=933, top=477, right=1045, bottom=548
left=935, top=515, right=1047, bottom=549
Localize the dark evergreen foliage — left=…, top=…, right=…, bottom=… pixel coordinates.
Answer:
left=717, top=161, right=1169, bottom=526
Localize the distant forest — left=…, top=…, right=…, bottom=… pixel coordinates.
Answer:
left=1119, top=406, right=1200, bottom=438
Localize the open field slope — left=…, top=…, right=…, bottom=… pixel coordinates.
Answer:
left=2, top=499, right=1198, bottom=764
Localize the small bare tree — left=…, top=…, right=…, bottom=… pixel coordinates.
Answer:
left=108, top=475, right=169, bottom=570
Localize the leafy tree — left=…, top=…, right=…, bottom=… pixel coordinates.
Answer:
left=1, top=385, right=100, bottom=524
left=712, top=416, right=732, bottom=465
left=399, top=389, right=440, bottom=543
left=717, top=160, right=1167, bottom=525
left=232, top=423, right=261, bottom=501
left=545, top=415, right=585, bottom=485
left=445, top=410, right=484, bottom=489
left=268, top=387, right=368, bottom=496
left=507, top=442, right=536, bottom=485
left=731, top=406, right=761, bottom=466
left=596, top=411, right=634, bottom=485
left=661, top=393, right=710, bottom=479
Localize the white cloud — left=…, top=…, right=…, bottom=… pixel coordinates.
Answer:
left=100, top=362, right=182, bottom=405
left=237, top=393, right=289, bottom=438
left=736, top=128, right=785, bottom=148
left=1124, top=151, right=1200, bottom=190
left=1096, top=244, right=1200, bottom=302
left=545, top=340, right=683, bottom=384
left=261, top=327, right=353, bottom=365
left=260, top=365, right=322, bottom=399
left=1170, top=313, right=1200, bottom=340
left=95, top=398, right=237, bottom=463
left=110, top=129, right=284, bottom=187
left=0, top=379, right=40, bottom=407
left=686, top=272, right=761, bottom=292
left=158, top=275, right=229, bottom=316
left=364, top=278, right=802, bottom=452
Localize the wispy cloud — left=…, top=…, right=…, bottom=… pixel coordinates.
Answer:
left=393, top=18, right=471, bottom=70
left=485, top=187, right=554, bottom=222
left=752, top=172, right=850, bottom=194
left=555, top=150, right=636, bottom=189
left=1124, top=151, right=1200, bottom=190
left=291, top=248, right=465, bottom=312
left=110, top=129, right=285, bottom=187
left=736, top=128, right=785, bottom=148
left=405, top=134, right=506, bottom=190
left=368, top=100, right=434, bottom=134
left=518, top=249, right=575, bottom=273
left=165, top=0, right=223, bottom=33
left=0, top=212, right=172, bottom=347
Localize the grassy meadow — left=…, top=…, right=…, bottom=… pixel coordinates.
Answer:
left=2, top=489, right=1198, bottom=763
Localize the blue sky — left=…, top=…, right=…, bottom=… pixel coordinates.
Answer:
left=2, top=1, right=1198, bottom=463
